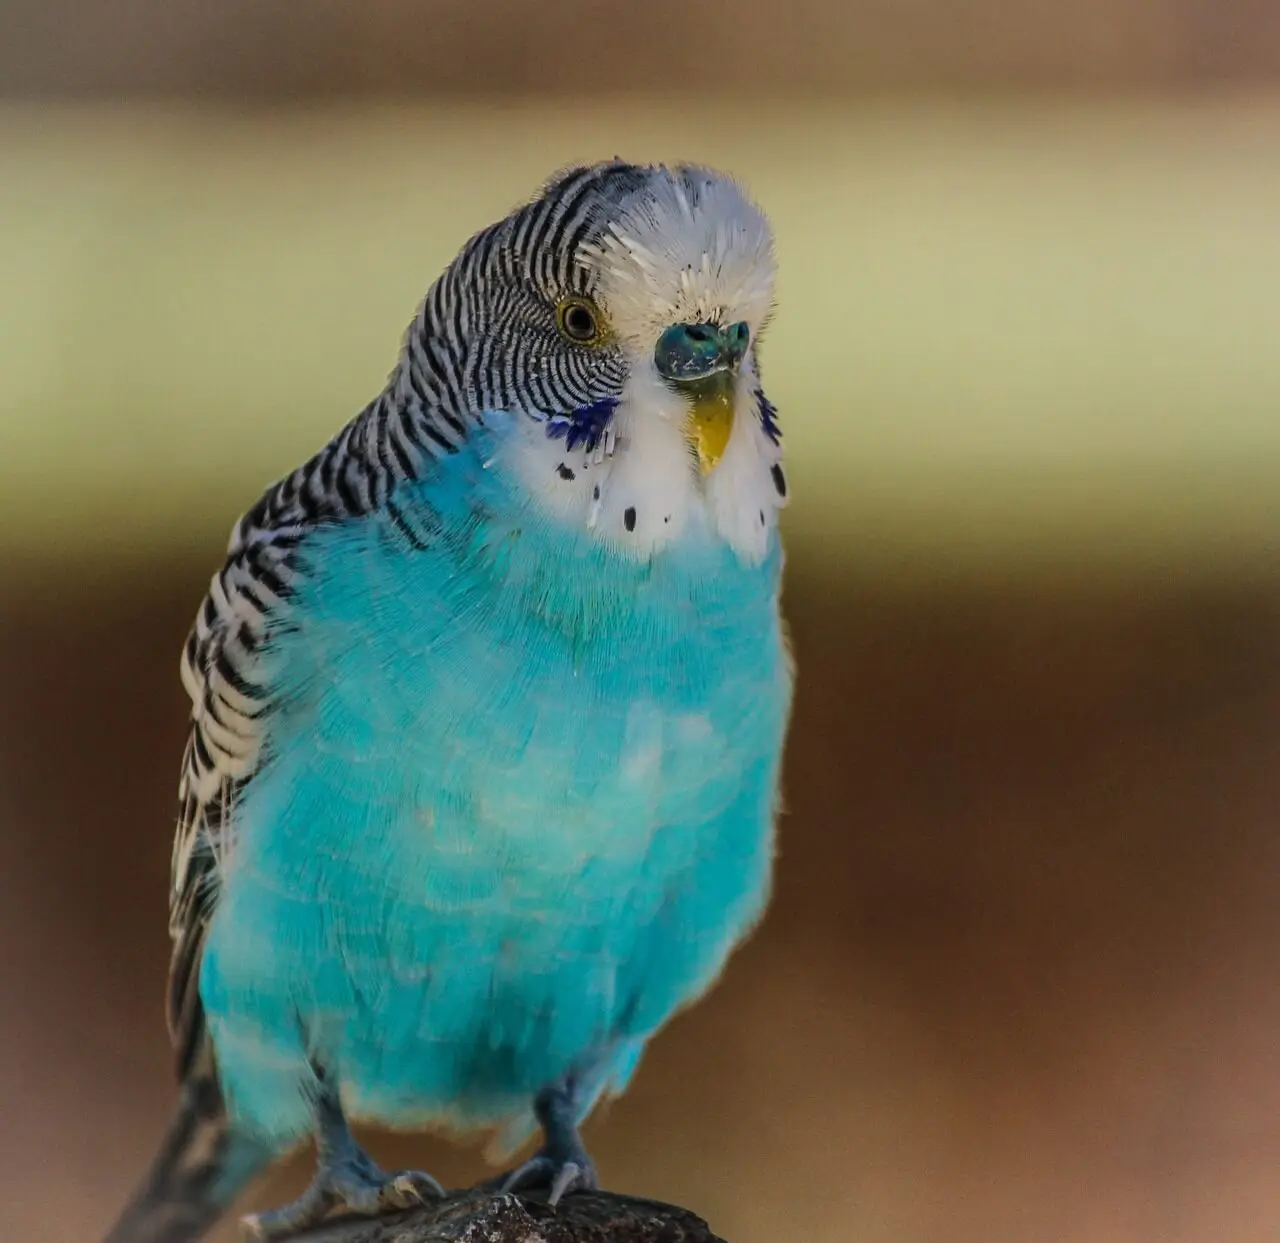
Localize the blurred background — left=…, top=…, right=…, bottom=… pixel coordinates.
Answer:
left=2, top=4, right=1279, bottom=1242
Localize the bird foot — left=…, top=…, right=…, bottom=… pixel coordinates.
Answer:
left=241, top=1146, right=443, bottom=1239
left=493, top=1141, right=599, bottom=1207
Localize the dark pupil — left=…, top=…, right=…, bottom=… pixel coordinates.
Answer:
left=565, top=304, right=596, bottom=340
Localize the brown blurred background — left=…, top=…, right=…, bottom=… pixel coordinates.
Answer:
left=2, top=4, right=1280, bottom=1243
left=2, top=0, right=1280, bottom=97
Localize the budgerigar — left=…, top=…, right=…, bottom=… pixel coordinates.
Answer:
left=104, top=160, right=793, bottom=1243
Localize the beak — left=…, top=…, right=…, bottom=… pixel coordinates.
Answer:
left=654, top=321, right=750, bottom=475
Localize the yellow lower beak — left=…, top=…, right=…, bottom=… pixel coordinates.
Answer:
left=681, top=372, right=736, bottom=475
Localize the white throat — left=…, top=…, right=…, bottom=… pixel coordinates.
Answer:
left=503, top=357, right=786, bottom=563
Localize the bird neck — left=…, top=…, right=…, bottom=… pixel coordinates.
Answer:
left=383, top=424, right=783, bottom=653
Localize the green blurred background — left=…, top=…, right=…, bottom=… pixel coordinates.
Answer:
left=2, top=4, right=1279, bottom=1242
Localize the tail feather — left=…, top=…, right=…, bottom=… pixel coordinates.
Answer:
left=104, top=1073, right=273, bottom=1243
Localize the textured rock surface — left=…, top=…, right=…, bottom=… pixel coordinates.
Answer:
left=292, top=1191, right=725, bottom=1243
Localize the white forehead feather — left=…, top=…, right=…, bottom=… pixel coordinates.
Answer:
left=580, top=165, right=776, bottom=349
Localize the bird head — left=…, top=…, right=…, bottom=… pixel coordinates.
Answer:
left=397, top=161, right=784, bottom=557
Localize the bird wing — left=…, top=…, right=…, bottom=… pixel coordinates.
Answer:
left=166, top=512, right=307, bottom=1076
left=165, top=400, right=413, bottom=1077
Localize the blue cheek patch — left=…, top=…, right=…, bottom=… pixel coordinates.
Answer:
left=545, top=397, right=620, bottom=454
left=755, top=390, right=782, bottom=445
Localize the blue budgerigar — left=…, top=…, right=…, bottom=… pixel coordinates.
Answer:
left=104, top=160, right=793, bottom=1243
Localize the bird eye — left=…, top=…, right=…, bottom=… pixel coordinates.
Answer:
left=557, top=297, right=603, bottom=345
